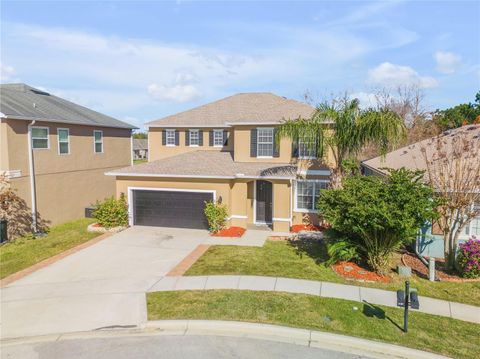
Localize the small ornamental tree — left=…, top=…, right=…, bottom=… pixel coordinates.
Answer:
left=93, top=194, right=129, bottom=229
left=318, top=169, right=437, bottom=274
left=418, top=126, right=480, bottom=269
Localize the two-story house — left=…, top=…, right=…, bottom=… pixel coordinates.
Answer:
left=0, top=83, right=136, bottom=231
left=107, top=92, right=332, bottom=232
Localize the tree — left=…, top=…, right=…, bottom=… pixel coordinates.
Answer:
left=419, top=126, right=480, bottom=269
left=318, top=169, right=437, bottom=274
left=277, top=97, right=406, bottom=188
left=433, top=91, right=480, bottom=130
left=133, top=132, right=148, bottom=139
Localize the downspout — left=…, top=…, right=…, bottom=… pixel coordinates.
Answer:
left=289, top=179, right=293, bottom=227
left=130, top=131, right=133, bottom=166
left=27, top=120, right=38, bottom=233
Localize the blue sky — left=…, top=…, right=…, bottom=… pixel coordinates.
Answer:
left=1, top=0, right=479, bottom=129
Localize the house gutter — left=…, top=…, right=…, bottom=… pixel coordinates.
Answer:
left=27, top=120, right=38, bottom=233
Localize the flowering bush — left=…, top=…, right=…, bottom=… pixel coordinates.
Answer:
left=457, top=236, right=480, bottom=278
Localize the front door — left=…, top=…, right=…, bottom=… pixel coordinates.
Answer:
left=256, top=180, right=272, bottom=223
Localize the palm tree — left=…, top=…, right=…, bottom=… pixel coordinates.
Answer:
left=277, top=98, right=406, bottom=188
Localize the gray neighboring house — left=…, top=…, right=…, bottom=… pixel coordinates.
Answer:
left=132, top=138, right=148, bottom=160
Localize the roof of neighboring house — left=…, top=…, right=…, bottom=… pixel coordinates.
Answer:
left=132, top=138, right=148, bottom=150
left=362, top=125, right=480, bottom=175
left=0, top=83, right=137, bottom=129
left=146, top=92, right=316, bottom=128
left=106, top=151, right=297, bottom=179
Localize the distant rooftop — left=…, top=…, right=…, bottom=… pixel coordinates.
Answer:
left=132, top=138, right=148, bottom=150
left=146, top=92, right=316, bottom=128
left=0, top=83, right=137, bottom=129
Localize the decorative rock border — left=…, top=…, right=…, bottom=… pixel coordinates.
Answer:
left=87, top=223, right=127, bottom=233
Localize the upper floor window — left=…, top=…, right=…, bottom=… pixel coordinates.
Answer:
left=166, top=129, right=176, bottom=146
left=94, top=130, right=103, bottom=153
left=298, top=136, right=317, bottom=159
left=257, top=128, right=274, bottom=157
left=189, top=129, right=199, bottom=146
left=31, top=127, right=49, bottom=149
left=58, top=128, right=70, bottom=155
left=213, top=129, right=224, bottom=147
left=295, top=180, right=329, bottom=212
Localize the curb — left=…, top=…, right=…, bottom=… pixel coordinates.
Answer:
left=1, top=320, right=449, bottom=359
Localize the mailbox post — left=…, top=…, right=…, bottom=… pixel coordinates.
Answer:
left=396, top=280, right=419, bottom=333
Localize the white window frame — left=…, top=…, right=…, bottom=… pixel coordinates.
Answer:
left=257, top=127, right=274, bottom=158
left=462, top=202, right=480, bottom=238
left=31, top=126, right=50, bottom=150
left=298, top=136, right=317, bottom=159
left=57, top=128, right=70, bottom=155
left=294, top=179, right=329, bottom=213
left=94, top=130, right=103, bottom=154
left=166, top=129, right=176, bottom=147
left=213, top=129, right=224, bottom=147
left=189, top=129, right=199, bottom=147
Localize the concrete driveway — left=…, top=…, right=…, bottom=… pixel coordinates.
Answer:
left=1, top=226, right=211, bottom=338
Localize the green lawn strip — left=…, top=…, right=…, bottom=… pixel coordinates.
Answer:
left=147, top=290, right=478, bottom=359
left=133, top=159, right=147, bottom=165
left=185, top=240, right=480, bottom=306
left=0, top=218, right=99, bottom=279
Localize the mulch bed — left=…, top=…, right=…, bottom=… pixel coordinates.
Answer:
left=291, top=224, right=324, bottom=233
left=332, top=261, right=391, bottom=283
left=402, top=252, right=480, bottom=282
left=211, top=226, right=246, bottom=237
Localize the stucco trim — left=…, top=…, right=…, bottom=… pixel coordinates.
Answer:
left=127, top=186, right=217, bottom=226
left=106, top=172, right=295, bottom=180
left=3, top=115, right=138, bottom=129
left=272, top=217, right=291, bottom=222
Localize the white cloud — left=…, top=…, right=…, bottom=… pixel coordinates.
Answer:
left=148, top=83, right=202, bottom=103
left=434, top=51, right=461, bottom=74
left=0, top=64, right=16, bottom=82
left=350, top=92, right=379, bottom=108
left=367, top=62, right=438, bottom=89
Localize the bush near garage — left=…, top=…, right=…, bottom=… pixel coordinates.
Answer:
left=204, top=201, right=228, bottom=234
left=93, top=194, right=129, bottom=229
left=457, top=236, right=480, bottom=278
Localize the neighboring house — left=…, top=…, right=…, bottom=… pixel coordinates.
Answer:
left=132, top=138, right=148, bottom=160
left=107, top=92, right=332, bottom=232
left=362, top=125, right=480, bottom=258
left=0, top=83, right=137, bottom=229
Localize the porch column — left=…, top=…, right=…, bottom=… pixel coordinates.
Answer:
left=229, top=181, right=248, bottom=228
left=272, top=180, right=291, bottom=232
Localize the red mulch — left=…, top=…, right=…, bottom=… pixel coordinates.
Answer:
left=402, top=252, right=480, bottom=282
left=291, top=224, right=323, bottom=233
left=211, top=226, right=246, bottom=237
left=333, top=261, right=391, bottom=283
left=92, top=223, right=102, bottom=228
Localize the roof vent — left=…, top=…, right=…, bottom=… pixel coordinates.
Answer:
left=33, top=103, right=37, bottom=108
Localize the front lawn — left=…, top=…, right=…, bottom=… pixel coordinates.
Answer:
left=147, top=290, right=479, bottom=359
left=185, top=240, right=480, bottom=306
left=133, top=159, right=147, bottom=165
left=0, top=218, right=99, bottom=279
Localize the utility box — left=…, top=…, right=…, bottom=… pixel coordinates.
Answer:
left=0, top=220, right=8, bottom=243
left=85, top=207, right=96, bottom=218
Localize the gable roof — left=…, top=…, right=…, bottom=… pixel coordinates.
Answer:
left=146, top=92, right=316, bottom=128
left=106, top=150, right=297, bottom=179
left=0, top=83, right=137, bottom=129
left=362, top=125, right=480, bottom=175
left=132, top=138, right=148, bottom=150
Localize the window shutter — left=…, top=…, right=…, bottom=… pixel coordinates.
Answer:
left=175, top=131, right=179, bottom=146
left=185, top=130, right=190, bottom=145
left=209, top=130, right=214, bottom=146
left=199, top=130, right=203, bottom=146
left=223, top=130, right=228, bottom=146
left=292, top=140, right=299, bottom=158
left=273, top=128, right=280, bottom=157
left=162, top=130, right=166, bottom=145
left=250, top=129, right=257, bottom=157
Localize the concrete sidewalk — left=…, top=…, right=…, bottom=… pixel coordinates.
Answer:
left=147, top=275, right=480, bottom=324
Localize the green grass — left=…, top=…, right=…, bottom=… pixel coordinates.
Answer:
left=133, top=159, right=147, bottom=165
left=0, top=218, right=99, bottom=279
left=147, top=290, right=479, bottom=359
left=185, top=240, right=480, bottom=306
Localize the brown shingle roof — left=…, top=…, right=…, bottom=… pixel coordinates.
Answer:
left=106, top=151, right=297, bottom=179
left=362, top=125, right=480, bottom=175
left=146, top=92, right=315, bottom=127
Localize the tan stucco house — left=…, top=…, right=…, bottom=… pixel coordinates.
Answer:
left=0, top=83, right=136, bottom=230
left=107, top=92, right=332, bottom=232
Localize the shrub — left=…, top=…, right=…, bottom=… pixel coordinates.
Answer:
left=93, top=194, right=128, bottom=229
left=457, top=236, right=480, bottom=278
left=204, top=201, right=228, bottom=233
left=318, top=168, right=437, bottom=274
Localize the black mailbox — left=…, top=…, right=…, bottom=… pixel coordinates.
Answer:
left=396, top=290, right=405, bottom=307
left=410, top=291, right=420, bottom=309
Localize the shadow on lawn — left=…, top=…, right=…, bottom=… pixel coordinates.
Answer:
left=363, top=301, right=403, bottom=331
left=287, top=235, right=329, bottom=265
